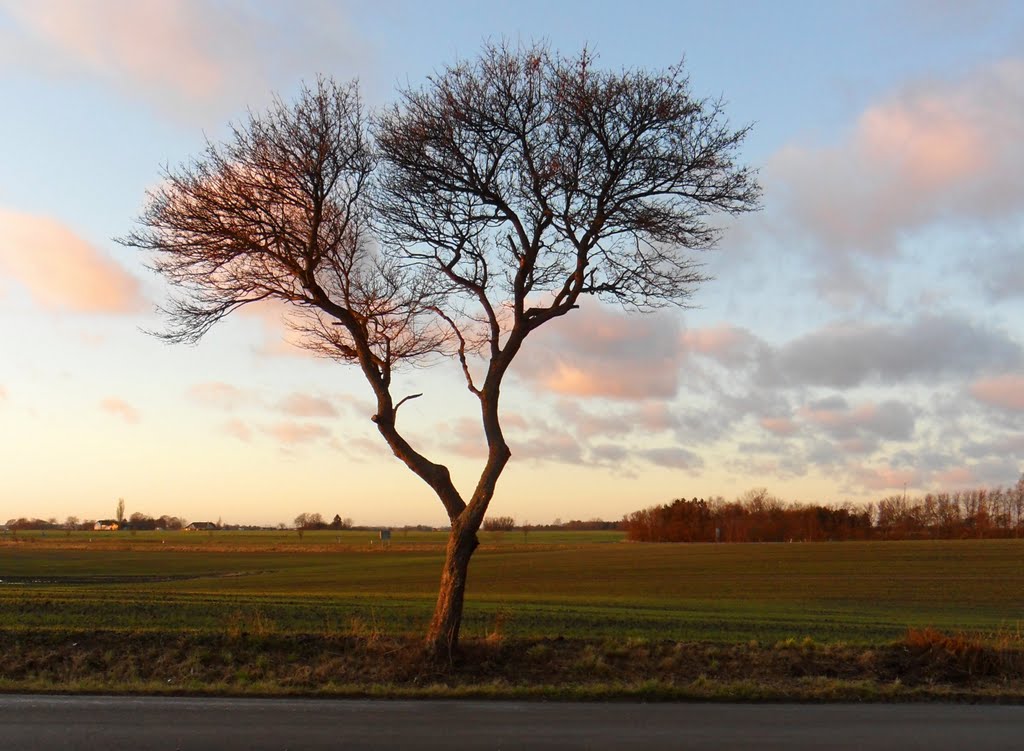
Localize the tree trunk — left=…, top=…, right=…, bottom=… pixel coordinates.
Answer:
left=426, top=524, right=479, bottom=659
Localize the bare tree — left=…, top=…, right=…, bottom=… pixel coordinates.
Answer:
left=294, top=512, right=325, bottom=530
left=157, top=515, right=185, bottom=530
left=115, top=497, right=125, bottom=524
left=331, top=514, right=353, bottom=530
left=129, top=512, right=157, bottom=531
left=482, top=516, right=516, bottom=532
left=123, top=43, right=759, bottom=657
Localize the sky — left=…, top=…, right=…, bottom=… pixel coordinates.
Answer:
left=1, top=0, right=1022, bottom=527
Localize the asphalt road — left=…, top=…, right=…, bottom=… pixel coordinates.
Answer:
left=1, top=695, right=1022, bottom=750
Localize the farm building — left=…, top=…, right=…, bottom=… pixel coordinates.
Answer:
left=93, top=520, right=120, bottom=531
left=184, top=521, right=218, bottom=531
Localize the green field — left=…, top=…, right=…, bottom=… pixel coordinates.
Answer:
left=3, top=532, right=1023, bottom=645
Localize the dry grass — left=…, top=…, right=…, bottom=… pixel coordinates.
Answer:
left=3, top=628, right=1024, bottom=701
left=901, top=627, right=1024, bottom=681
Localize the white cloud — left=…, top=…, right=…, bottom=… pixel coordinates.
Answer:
left=264, top=421, right=331, bottom=445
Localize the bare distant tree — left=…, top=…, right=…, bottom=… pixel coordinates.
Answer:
left=157, top=515, right=185, bottom=531
left=129, top=512, right=157, bottom=531
left=115, top=497, right=125, bottom=524
left=482, top=516, right=515, bottom=532
left=294, top=512, right=325, bottom=530
left=123, top=42, right=759, bottom=657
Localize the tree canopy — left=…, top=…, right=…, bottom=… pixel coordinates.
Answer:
left=123, top=42, right=759, bottom=656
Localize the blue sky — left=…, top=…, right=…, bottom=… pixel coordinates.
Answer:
left=0, top=0, right=1022, bottom=526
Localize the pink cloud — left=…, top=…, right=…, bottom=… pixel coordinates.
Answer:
left=933, top=467, right=976, bottom=488
left=347, top=436, right=389, bottom=458
left=797, top=398, right=914, bottom=441
left=511, top=431, right=584, bottom=465
left=760, top=416, right=797, bottom=436
left=100, top=397, right=140, bottom=424
left=220, top=419, right=252, bottom=442
left=0, top=208, right=143, bottom=312
left=858, top=95, right=986, bottom=189
left=838, top=438, right=875, bottom=455
left=517, top=302, right=683, bottom=400
left=441, top=417, right=488, bottom=459
left=850, top=464, right=921, bottom=492
left=770, top=59, right=1024, bottom=260
left=544, top=362, right=653, bottom=399
left=970, top=374, right=1024, bottom=411
left=801, top=402, right=877, bottom=431
left=0, top=0, right=364, bottom=120
left=682, top=324, right=758, bottom=366
left=186, top=382, right=253, bottom=411
left=632, top=402, right=679, bottom=433
left=6, top=1, right=222, bottom=99
left=264, top=421, right=330, bottom=445
left=554, top=401, right=632, bottom=439
left=239, top=299, right=320, bottom=359
left=440, top=411, right=589, bottom=466
left=277, top=393, right=338, bottom=418
left=554, top=400, right=678, bottom=440
left=500, top=413, right=530, bottom=431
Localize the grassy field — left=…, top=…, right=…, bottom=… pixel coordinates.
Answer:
left=4, top=532, right=1024, bottom=700
left=2, top=532, right=1023, bottom=644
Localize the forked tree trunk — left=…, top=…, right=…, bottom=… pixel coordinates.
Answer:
left=426, top=523, right=480, bottom=658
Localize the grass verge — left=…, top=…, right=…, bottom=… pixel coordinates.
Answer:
left=2, top=627, right=1023, bottom=702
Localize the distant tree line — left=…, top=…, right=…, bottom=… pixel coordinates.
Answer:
left=123, top=513, right=188, bottom=531
left=625, top=476, right=1024, bottom=543
left=3, top=514, right=189, bottom=532
left=482, top=516, right=516, bottom=532
left=4, top=511, right=362, bottom=534
left=293, top=513, right=354, bottom=531
left=478, top=517, right=621, bottom=532
left=525, top=519, right=622, bottom=532
left=4, top=517, right=64, bottom=531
